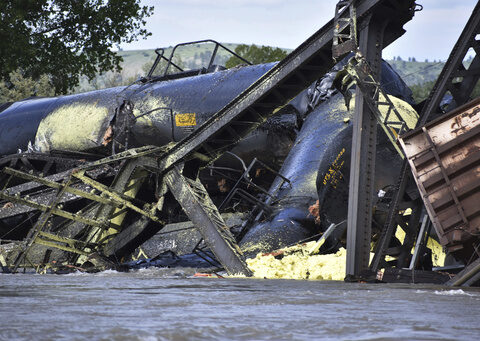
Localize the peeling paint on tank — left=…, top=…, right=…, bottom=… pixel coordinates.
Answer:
left=34, top=102, right=111, bottom=152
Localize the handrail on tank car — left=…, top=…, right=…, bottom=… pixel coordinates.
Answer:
left=147, top=39, right=252, bottom=79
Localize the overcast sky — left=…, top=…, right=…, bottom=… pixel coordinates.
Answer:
left=120, top=0, right=478, bottom=61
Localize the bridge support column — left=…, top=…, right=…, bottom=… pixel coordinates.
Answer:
left=346, top=15, right=387, bottom=281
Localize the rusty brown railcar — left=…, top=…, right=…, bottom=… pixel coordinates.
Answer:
left=399, top=97, right=480, bottom=260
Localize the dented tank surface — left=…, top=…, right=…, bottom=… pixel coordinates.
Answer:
left=239, top=60, right=416, bottom=256
left=0, top=87, right=122, bottom=155
left=240, top=94, right=354, bottom=256
left=0, top=62, right=288, bottom=157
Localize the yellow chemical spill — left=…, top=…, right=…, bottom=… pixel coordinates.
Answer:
left=379, top=93, right=419, bottom=129
left=395, top=226, right=446, bottom=267
left=345, top=94, right=418, bottom=128
left=427, top=238, right=446, bottom=267
left=35, top=103, right=109, bottom=152
left=240, top=242, right=373, bottom=280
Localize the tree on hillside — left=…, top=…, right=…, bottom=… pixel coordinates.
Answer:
left=0, top=0, right=153, bottom=95
left=225, top=44, right=288, bottom=68
left=0, top=69, right=55, bottom=102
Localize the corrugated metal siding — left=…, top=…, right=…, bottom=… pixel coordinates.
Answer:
left=399, top=97, right=480, bottom=253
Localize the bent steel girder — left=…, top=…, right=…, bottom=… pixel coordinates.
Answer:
left=165, top=166, right=252, bottom=276
left=0, top=155, right=158, bottom=272
left=420, top=1, right=480, bottom=123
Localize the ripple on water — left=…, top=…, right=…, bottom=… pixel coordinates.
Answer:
left=1, top=272, right=479, bottom=341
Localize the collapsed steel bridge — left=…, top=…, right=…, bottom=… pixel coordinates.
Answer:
left=1, top=0, right=480, bottom=286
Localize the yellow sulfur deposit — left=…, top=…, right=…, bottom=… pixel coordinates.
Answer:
left=394, top=221, right=446, bottom=267
left=244, top=243, right=370, bottom=280
left=427, top=238, right=446, bottom=267
left=35, top=102, right=110, bottom=152
left=379, top=93, right=419, bottom=129
left=344, top=94, right=418, bottom=129
left=241, top=226, right=445, bottom=280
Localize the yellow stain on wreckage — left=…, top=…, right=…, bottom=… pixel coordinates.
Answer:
left=241, top=214, right=445, bottom=281
left=394, top=227, right=445, bottom=267
left=348, top=93, right=419, bottom=129
left=35, top=102, right=110, bottom=152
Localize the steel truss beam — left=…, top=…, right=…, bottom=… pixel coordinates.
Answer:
left=165, top=166, right=252, bottom=275
left=420, top=1, right=480, bottom=121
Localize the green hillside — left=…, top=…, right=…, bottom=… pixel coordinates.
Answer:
left=387, top=59, right=444, bottom=86
left=387, top=59, right=445, bottom=103
left=116, top=49, right=445, bottom=88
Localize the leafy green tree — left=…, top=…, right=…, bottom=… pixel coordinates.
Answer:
left=0, top=0, right=153, bottom=95
left=0, top=69, right=55, bottom=102
left=225, top=44, right=288, bottom=68
left=103, top=71, right=139, bottom=88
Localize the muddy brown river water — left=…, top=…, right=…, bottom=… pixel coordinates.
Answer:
left=1, top=268, right=479, bottom=340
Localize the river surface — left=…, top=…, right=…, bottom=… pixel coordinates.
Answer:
left=1, top=268, right=479, bottom=341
